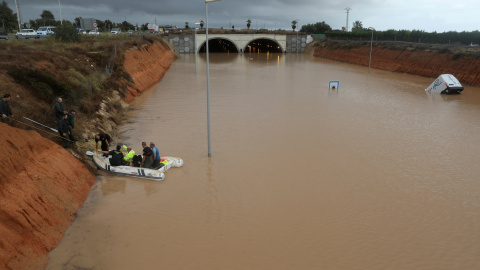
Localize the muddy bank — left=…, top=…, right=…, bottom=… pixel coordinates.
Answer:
left=0, top=123, right=95, bottom=269
left=310, top=40, right=480, bottom=87
left=123, top=41, right=176, bottom=103
left=0, top=40, right=175, bottom=270
left=84, top=39, right=175, bottom=143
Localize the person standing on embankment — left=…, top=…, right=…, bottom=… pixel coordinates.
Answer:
left=0, top=94, right=13, bottom=123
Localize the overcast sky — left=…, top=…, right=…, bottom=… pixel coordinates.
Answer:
left=5, top=0, right=480, bottom=32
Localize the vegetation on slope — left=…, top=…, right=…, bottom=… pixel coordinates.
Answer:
left=0, top=35, right=174, bottom=158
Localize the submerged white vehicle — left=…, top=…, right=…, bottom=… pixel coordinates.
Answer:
left=425, top=74, right=464, bottom=94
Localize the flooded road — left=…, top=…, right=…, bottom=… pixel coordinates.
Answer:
left=47, top=53, right=480, bottom=270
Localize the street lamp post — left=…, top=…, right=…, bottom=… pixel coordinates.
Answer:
left=58, top=0, right=63, bottom=25
left=194, top=22, right=201, bottom=74
left=368, top=27, right=374, bottom=73
left=296, top=19, right=299, bottom=54
left=205, top=0, right=221, bottom=157
left=14, top=0, right=21, bottom=31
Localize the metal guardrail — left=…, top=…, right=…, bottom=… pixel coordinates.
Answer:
left=0, top=31, right=167, bottom=40
left=0, top=34, right=49, bottom=41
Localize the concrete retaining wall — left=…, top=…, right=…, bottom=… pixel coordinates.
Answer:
left=169, top=33, right=307, bottom=53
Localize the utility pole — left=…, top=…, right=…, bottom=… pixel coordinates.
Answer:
left=296, top=19, right=299, bottom=53
left=14, top=0, right=22, bottom=30
left=344, top=7, right=351, bottom=32
left=58, top=0, right=63, bottom=25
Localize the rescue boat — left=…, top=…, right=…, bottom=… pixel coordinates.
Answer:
left=86, top=151, right=184, bottom=181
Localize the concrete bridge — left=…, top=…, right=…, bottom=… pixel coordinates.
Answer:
left=168, top=33, right=308, bottom=54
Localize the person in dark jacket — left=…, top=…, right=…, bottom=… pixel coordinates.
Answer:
left=54, top=97, right=66, bottom=120
left=98, top=144, right=124, bottom=166
left=140, top=142, right=154, bottom=169
left=67, top=109, right=76, bottom=129
left=95, top=132, right=111, bottom=152
left=66, top=109, right=76, bottom=141
left=58, top=113, right=74, bottom=148
left=0, top=94, right=13, bottom=123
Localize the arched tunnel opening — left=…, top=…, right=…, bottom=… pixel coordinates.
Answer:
left=198, top=38, right=238, bottom=53
left=198, top=38, right=283, bottom=53
left=245, top=39, right=283, bottom=53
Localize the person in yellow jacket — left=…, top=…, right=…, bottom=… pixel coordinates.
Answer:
left=122, top=145, right=135, bottom=166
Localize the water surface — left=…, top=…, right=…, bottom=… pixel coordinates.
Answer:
left=47, top=53, right=480, bottom=270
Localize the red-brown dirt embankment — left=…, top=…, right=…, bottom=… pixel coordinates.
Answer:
left=123, top=41, right=176, bottom=103
left=311, top=40, right=480, bottom=87
left=0, top=123, right=95, bottom=270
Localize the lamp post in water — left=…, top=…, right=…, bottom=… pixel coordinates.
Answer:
left=205, top=0, right=221, bottom=157
left=194, top=22, right=201, bottom=74
left=368, top=27, right=374, bottom=73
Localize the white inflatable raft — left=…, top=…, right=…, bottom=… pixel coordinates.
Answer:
left=87, top=151, right=184, bottom=181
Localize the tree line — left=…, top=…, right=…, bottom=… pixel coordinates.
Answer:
left=2, top=0, right=479, bottom=45
left=325, top=29, right=480, bottom=45
left=301, top=20, right=480, bottom=45
left=325, top=20, right=480, bottom=45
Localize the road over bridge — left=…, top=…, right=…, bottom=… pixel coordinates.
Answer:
left=168, top=33, right=308, bottom=53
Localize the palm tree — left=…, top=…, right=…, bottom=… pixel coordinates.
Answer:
left=291, top=20, right=298, bottom=31
left=185, top=22, right=189, bottom=29
left=200, top=20, right=204, bottom=29
left=247, top=19, right=251, bottom=29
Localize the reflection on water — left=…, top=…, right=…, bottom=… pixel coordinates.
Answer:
left=100, top=176, right=126, bottom=195
left=195, top=52, right=286, bottom=68
left=47, top=53, right=480, bottom=270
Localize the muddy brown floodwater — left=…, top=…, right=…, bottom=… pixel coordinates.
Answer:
left=47, top=53, right=480, bottom=270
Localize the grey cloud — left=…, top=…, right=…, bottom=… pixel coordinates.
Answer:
left=5, top=0, right=480, bottom=32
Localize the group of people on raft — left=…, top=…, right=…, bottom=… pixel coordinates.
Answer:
left=95, top=133, right=164, bottom=169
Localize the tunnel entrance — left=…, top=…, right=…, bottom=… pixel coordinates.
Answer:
left=245, top=39, right=283, bottom=53
left=198, top=38, right=239, bottom=53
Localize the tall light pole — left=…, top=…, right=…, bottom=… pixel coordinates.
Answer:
left=14, top=0, right=22, bottom=31
left=205, top=0, right=221, bottom=157
left=58, top=0, right=63, bottom=25
left=368, top=27, right=374, bottom=73
left=194, top=22, right=201, bottom=73
left=296, top=19, right=299, bottom=54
